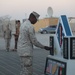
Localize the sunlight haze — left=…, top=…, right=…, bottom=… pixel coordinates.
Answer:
left=0, top=0, right=75, bottom=21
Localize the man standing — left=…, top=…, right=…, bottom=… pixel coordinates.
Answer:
left=12, top=20, right=20, bottom=51
left=4, top=24, right=12, bottom=51
left=17, top=11, right=51, bottom=75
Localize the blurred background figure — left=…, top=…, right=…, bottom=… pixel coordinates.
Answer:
left=12, top=20, right=20, bottom=51
left=4, top=24, right=12, bottom=52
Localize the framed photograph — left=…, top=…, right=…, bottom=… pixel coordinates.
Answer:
left=44, top=57, right=67, bottom=75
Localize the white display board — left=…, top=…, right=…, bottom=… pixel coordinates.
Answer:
left=44, top=55, right=75, bottom=75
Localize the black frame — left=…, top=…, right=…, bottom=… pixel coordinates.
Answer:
left=70, top=37, right=75, bottom=59
left=50, top=36, right=54, bottom=55
left=44, top=57, right=67, bottom=75
left=63, top=38, right=68, bottom=59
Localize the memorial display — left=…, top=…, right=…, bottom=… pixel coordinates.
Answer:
left=44, top=15, right=75, bottom=75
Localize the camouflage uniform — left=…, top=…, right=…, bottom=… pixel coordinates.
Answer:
left=4, top=25, right=12, bottom=51
left=17, top=20, right=44, bottom=75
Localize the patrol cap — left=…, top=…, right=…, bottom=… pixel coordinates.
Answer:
left=31, top=11, right=40, bottom=20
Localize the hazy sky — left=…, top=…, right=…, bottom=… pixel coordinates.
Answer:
left=0, top=0, right=75, bottom=21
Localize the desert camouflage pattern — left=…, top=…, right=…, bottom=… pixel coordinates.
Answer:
left=20, top=56, right=33, bottom=75
left=17, top=19, right=44, bottom=75
left=17, top=19, right=44, bottom=56
left=4, top=25, right=12, bottom=50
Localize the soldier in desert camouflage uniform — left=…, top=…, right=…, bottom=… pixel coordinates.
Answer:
left=4, top=24, right=12, bottom=51
left=17, top=11, right=51, bottom=75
